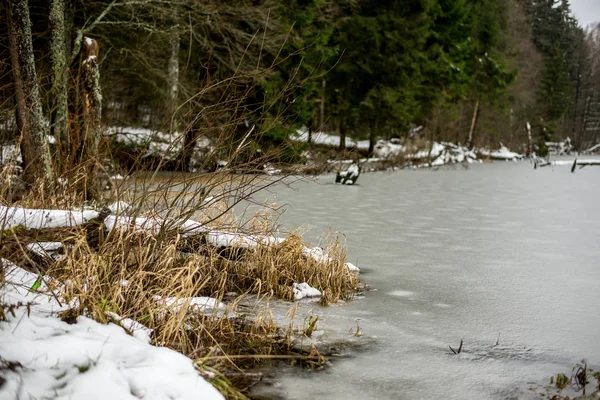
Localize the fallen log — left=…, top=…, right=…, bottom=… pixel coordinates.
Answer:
left=0, top=205, right=360, bottom=276
left=0, top=207, right=111, bottom=272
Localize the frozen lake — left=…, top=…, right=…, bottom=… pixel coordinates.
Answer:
left=249, top=161, right=600, bottom=399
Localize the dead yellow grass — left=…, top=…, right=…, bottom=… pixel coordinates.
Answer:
left=0, top=164, right=360, bottom=398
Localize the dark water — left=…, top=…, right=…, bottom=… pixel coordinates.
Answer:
left=249, top=161, right=600, bottom=400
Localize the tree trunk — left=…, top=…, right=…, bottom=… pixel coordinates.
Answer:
left=526, top=122, right=533, bottom=157
left=320, top=79, right=326, bottom=132
left=49, top=0, right=69, bottom=154
left=572, top=52, right=583, bottom=151
left=167, top=27, right=180, bottom=111
left=81, top=37, right=103, bottom=199
left=339, top=117, right=346, bottom=152
left=308, top=110, right=319, bottom=147
left=580, top=93, right=593, bottom=146
left=368, top=119, right=377, bottom=156
left=466, top=99, right=479, bottom=150
left=7, top=0, right=53, bottom=186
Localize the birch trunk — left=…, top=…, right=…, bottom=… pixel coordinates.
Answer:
left=167, top=7, right=180, bottom=136
left=49, top=0, right=69, bottom=152
left=571, top=51, right=583, bottom=150
left=7, top=0, right=53, bottom=186
left=526, top=122, right=533, bottom=157
left=167, top=29, right=180, bottom=109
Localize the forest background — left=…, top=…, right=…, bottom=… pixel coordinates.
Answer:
left=2, top=0, right=600, bottom=190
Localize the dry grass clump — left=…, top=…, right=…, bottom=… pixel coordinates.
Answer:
left=50, top=217, right=357, bottom=321
left=30, top=208, right=357, bottom=391
left=0, top=162, right=360, bottom=397
left=241, top=232, right=358, bottom=304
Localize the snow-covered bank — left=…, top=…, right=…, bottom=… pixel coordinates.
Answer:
left=0, top=262, right=223, bottom=400
left=0, top=197, right=362, bottom=397
left=107, top=126, right=213, bottom=168
left=477, top=144, right=523, bottom=161
left=293, top=128, right=524, bottom=167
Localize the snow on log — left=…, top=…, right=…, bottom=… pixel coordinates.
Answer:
left=105, top=311, right=154, bottom=344
left=0, top=205, right=360, bottom=277
left=478, top=144, right=523, bottom=161
left=104, top=215, right=208, bottom=237
left=345, top=262, right=360, bottom=272
left=409, top=142, right=478, bottom=165
left=0, top=205, right=99, bottom=230
left=107, top=201, right=132, bottom=214
left=293, top=282, right=322, bottom=300
left=546, top=137, right=573, bottom=155
left=583, top=143, right=600, bottom=155
left=25, top=242, right=64, bottom=259
left=302, top=246, right=360, bottom=272
left=153, top=295, right=226, bottom=315
left=374, top=139, right=404, bottom=158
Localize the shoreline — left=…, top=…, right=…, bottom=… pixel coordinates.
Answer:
left=0, top=195, right=362, bottom=399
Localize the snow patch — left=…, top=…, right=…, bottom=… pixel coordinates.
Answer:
left=105, top=311, right=154, bottom=344
left=374, top=140, right=404, bottom=158
left=345, top=262, right=360, bottom=272
left=106, top=126, right=212, bottom=169
left=302, top=246, right=331, bottom=263
left=104, top=215, right=208, bottom=237
left=478, top=144, right=523, bottom=161
left=0, top=206, right=99, bottom=230
left=0, top=262, right=223, bottom=400
left=106, top=201, right=132, bottom=215
left=292, top=128, right=356, bottom=148
left=26, top=242, right=64, bottom=259
left=153, top=296, right=226, bottom=314
left=293, top=282, right=321, bottom=300
left=206, top=231, right=284, bottom=249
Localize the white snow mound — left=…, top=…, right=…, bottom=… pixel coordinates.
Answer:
left=0, top=262, right=223, bottom=400
left=0, top=206, right=99, bottom=230
left=293, top=282, right=321, bottom=300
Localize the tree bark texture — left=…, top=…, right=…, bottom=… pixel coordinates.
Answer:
left=49, top=0, right=69, bottom=153
left=368, top=119, right=377, bottom=156
left=467, top=100, right=480, bottom=149
left=320, top=79, right=326, bottom=132
left=339, top=117, right=346, bottom=152
left=168, top=30, right=180, bottom=107
left=7, top=0, right=52, bottom=186
left=526, top=122, right=533, bottom=157
left=81, top=37, right=103, bottom=199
